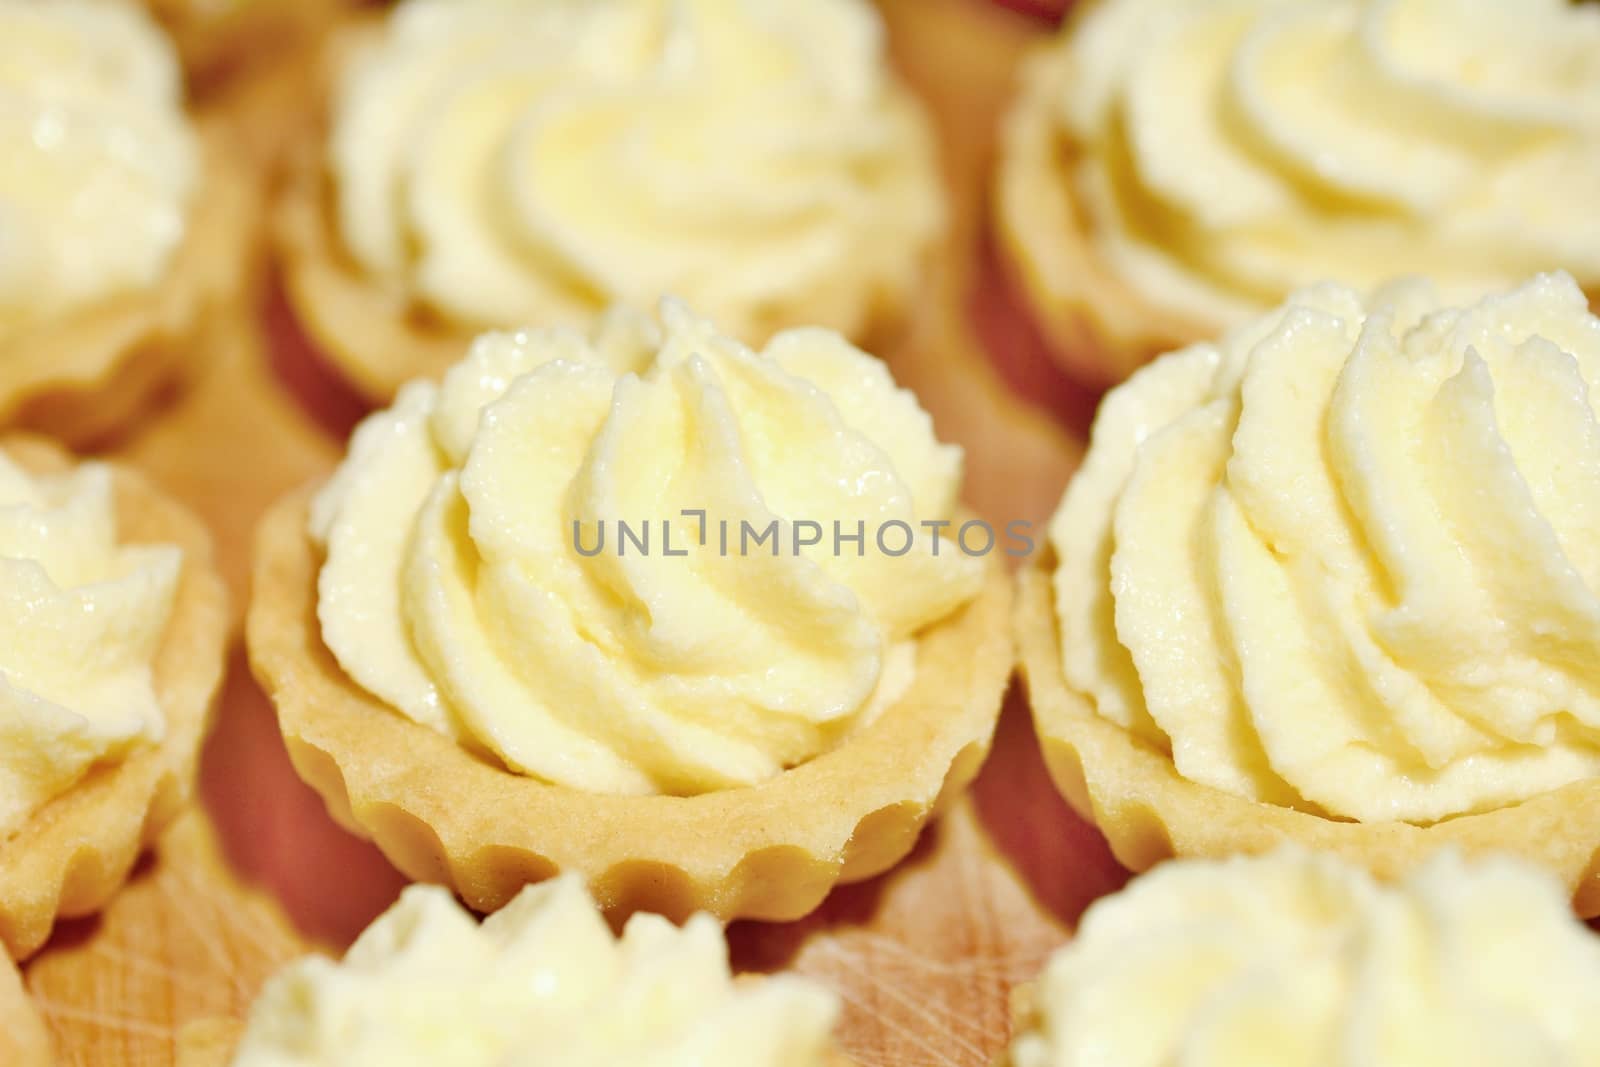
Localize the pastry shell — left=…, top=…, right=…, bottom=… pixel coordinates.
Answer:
left=1014, top=561, right=1600, bottom=918
left=0, top=120, right=256, bottom=447
left=247, top=487, right=1013, bottom=923
left=0, top=436, right=230, bottom=960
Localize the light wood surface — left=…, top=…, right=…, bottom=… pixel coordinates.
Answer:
left=19, top=3, right=1130, bottom=1064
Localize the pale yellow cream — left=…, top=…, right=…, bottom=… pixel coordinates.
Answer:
left=231, top=875, right=839, bottom=1066
left=1027, top=0, right=1600, bottom=327
left=1052, top=273, right=1600, bottom=823
left=1008, top=849, right=1600, bottom=1067
left=0, top=452, right=180, bottom=836
left=312, top=299, right=981, bottom=795
left=329, top=0, right=943, bottom=344
left=0, top=0, right=197, bottom=339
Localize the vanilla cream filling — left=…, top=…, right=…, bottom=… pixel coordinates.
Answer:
left=313, top=300, right=981, bottom=795
left=232, top=875, right=840, bottom=1066
left=0, top=452, right=180, bottom=835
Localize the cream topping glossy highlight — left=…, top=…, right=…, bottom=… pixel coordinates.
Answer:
left=311, top=300, right=981, bottom=795
left=1008, top=850, right=1600, bottom=1067
left=1052, top=273, right=1600, bottom=823
left=231, top=875, right=839, bottom=1066
left=1031, top=0, right=1600, bottom=325
left=0, top=452, right=180, bottom=836
left=0, top=0, right=197, bottom=339
left=330, top=0, right=942, bottom=342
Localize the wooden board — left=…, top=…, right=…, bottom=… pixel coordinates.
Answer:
left=20, top=3, right=1135, bottom=1064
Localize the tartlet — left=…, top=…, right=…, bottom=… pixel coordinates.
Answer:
left=248, top=301, right=1012, bottom=922
left=0, top=436, right=229, bottom=959
left=995, top=0, right=1600, bottom=388
left=275, top=0, right=946, bottom=402
left=229, top=875, right=850, bottom=1065
left=1017, top=274, right=1600, bottom=915
left=1003, top=849, right=1600, bottom=1065
left=0, top=0, right=256, bottom=446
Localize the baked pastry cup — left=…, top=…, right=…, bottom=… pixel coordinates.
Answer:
left=1018, top=565, right=1600, bottom=916
left=1018, top=274, right=1600, bottom=918
left=228, top=875, right=852, bottom=1065
left=248, top=302, right=1012, bottom=922
left=251, top=489, right=1010, bottom=921
left=0, top=951, right=51, bottom=1067
left=0, top=436, right=229, bottom=959
left=994, top=0, right=1600, bottom=390
left=1000, top=849, right=1600, bottom=1065
left=275, top=0, right=945, bottom=403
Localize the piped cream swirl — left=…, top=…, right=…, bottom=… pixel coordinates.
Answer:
left=312, top=300, right=980, bottom=795
left=1028, top=0, right=1600, bottom=326
left=329, top=0, right=943, bottom=343
left=1052, top=273, right=1600, bottom=823
left=231, top=874, right=840, bottom=1066
left=0, top=0, right=197, bottom=339
left=1008, top=850, right=1600, bottom=1067
left=0, top=451, right=180, bottom=835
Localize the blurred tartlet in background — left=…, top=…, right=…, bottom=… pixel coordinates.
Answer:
left=274, top=0, right=947, bottom=403
left=995, top=0, right=1600, bottom=389
left=0, top=0, right=256, bottom=445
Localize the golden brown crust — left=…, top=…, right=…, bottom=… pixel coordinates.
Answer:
left=0, top=121, right=257, bottom=447
left=1015, top=562, right=1600, bottom=918
left=0, top=952, right=53, bottom=1067
left=247, top=486, right=1013, bottom=923
left=0, top=436, right=231, bottom=960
